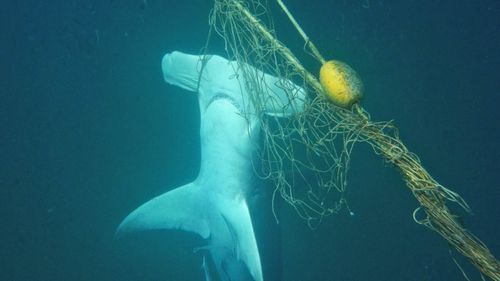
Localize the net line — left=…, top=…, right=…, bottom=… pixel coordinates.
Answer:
left=210, top=0, right=363, bottom=227
left=207, top=0, right=500, bottom=279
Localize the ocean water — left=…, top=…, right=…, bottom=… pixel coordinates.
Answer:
left=1, top=0, right=499, bottom=280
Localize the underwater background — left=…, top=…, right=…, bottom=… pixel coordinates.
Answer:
left=1, top=0, right=499, bottom=280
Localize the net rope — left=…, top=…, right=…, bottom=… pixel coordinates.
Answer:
left=208, top=0, right=500, bottom=279
left=210, top=0, right=361, bottom=226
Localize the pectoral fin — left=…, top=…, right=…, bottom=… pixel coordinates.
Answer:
left=116, top=183, right=210, bottom=239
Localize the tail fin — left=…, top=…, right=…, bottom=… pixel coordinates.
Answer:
left=116, top=182, right=263, bottom=281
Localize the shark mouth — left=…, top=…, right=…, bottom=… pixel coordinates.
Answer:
left=206, top=93, right=244, bottom=114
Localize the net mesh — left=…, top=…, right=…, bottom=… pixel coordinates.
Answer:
left=207, top=0, right=500, bottom=279
left=210, top=0, right=364, bottom=226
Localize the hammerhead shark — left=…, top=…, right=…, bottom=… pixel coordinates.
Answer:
left=116, top=51, right=305, bottom=281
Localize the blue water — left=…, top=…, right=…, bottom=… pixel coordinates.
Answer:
left=1, top=0, right=498, bottom=280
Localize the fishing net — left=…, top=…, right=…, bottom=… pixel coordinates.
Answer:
left=207, top=0, right=500, bottom=279
left=209, top=0, right=362, bottom=227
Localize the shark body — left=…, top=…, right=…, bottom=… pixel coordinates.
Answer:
left=117, top=51, right=305, bottom=281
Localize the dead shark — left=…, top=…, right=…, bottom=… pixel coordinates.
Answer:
left=116, top=51, right=305, bottom=281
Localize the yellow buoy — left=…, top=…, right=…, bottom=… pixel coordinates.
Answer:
left=319, top=60, right=363, bottom=108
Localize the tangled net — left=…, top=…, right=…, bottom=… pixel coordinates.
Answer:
left=208, top=0, right=500, bottom=280
left=210, top=0, right=361, bottom=227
